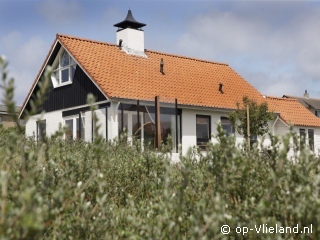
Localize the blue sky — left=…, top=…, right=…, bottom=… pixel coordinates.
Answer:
left=1, top=0, right=320, bottom=105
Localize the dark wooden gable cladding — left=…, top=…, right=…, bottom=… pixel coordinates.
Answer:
left=24, top=43, right=107, bottom=114
left=40, top=66, right=106, bottom=113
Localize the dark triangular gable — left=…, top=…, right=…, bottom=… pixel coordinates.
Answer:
left=22, top=41, right=107, bottom=116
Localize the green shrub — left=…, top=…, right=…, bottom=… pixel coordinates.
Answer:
left=1, top=56, right=319, bottom=239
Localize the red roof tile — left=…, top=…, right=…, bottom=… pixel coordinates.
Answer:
left=266, top=96, right=320, bottom=127
left=57, top=34, right=264, bottom=109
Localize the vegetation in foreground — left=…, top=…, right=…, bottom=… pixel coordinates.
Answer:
left=1, top=56, right=320, bottom=240
left=0, top=125, right=320, bottom=240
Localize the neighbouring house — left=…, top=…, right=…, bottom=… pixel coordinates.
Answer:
left=19, top=10, right=320, bottom=160
left=283, top=90, right=320, bottom=117
left=0, top=105, right=23, bottom=128
left=265, top=96, right=320, bottom=156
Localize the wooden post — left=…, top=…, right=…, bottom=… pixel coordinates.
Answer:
left=175, top=98, right=178, bottom=153
left=137, top=100, right=140, bottom=139
left=79, top=112, right=81, bottom=139
left=155, top=96, right=161, bottom=149
left=247, top=104, right=250, bottom=150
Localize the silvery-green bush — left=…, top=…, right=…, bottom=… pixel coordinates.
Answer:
left=1, top=56, right=319, bottom=239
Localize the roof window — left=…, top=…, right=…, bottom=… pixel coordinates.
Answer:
left=51, top=48, right=77, bottom=88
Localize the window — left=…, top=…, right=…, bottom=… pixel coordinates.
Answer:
left=76, top=117, right=85, bottom=139
left=196, top=115, right=211, bottom=149
left=316, top=110, right=320, bottom=118
left=299, top=129, right=306, bottom=149
left=64, top=115, right=85, bottom=140
left=37, top=120, right=46, bottom=141
left=300, top=128, right=315, bottom=151
left=221, top=117, right=234, bottom=136
left=117, top=103, right=181, bottom=151
left=51, top=49, right=77, bottom=87
left=308, top=129, right=314, bottom=151
left=65, top=119, right=73, bottom=140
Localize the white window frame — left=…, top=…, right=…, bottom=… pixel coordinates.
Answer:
left=51, top=47, right=77, bottom=88
left=64, top=114, right=85, bottom=140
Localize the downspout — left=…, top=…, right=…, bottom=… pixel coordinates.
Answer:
left=272, top=115, right=279, bottom=135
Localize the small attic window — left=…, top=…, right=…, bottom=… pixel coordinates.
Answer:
left=51, top=48, right=77, bottom=88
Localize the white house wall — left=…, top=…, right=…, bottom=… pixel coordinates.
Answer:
left=108, top=102, right=119, bottom=140
left=25, top=104, right=320, bottom=161
left=25, top=110, right=63, bottom=139
left=314, top=129, right=320, bottom=155
left=180, top=108, right=245, bottom=156
left=26, top=108, right=108, bottom=141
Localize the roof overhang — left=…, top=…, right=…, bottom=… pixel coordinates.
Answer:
left=111, top=97, right=236, bottom=112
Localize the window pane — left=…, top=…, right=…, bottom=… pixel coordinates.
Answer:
left=65, top=119, right=73, bottom=140
left=70, top=57, right=76, bottom=65
left=61, top=68, right=69, bottom=83
left=118, top=111, right=128, bottom=134
left=300, top=129, right=306, bottom=149
left=70, top=65, right=76, bottom=81
left=196, top=115, right=210, bottom=148
left=38, top=120, right=46, bottom=141
left=76, top=118, right=80, bottom=139
left=61, top=51, right=70, bottom=67
left=160, top=113, right=176, bottom=150
left=308, top=129, right=314, bottom=151
left=221, top=117, right=234, bottom=136
left=54, top=70, right=60, bottom=82
left=132, top=113, right=141, bottom=139
left=196, top=116, right=209, bottom=139
left=143, top=111, right=156, bottom=148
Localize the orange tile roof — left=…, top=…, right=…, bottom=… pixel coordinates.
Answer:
left=266, top=96, right=320, bottom=127
left=56, top=34, right=264, bottom=109
left=20, top=34, right=320, bottom=128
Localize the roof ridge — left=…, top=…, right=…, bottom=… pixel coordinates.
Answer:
left=145, top=49, right=229, bottom=66
left=57, top=34, right=118, bottom=47
left=267, top=96, right=297, bottom=101
left=57, top=33, right=228, bottom=66
left=283, top=94, right=320, bottom=100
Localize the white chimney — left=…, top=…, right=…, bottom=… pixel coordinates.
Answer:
left=114, top=10, right=146, bottom=57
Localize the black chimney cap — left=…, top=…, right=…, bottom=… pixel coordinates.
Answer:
left=113, top=10, right=146, bottom=29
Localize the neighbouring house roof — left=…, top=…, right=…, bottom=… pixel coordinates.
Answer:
left=266, top=97, right=320, bottom=127
left=283, top=95, right=320, bottom=110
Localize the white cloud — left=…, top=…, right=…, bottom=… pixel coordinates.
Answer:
left=1, top=32, right=49, bottom=105
left=176, top=2, right=320, bottom=98
left=36, top=0, right=82, bottom=25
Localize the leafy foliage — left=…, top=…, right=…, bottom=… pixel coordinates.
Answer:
left=229, top=96, right=275, bottom=139
left=1, top=56, right=320, bottom=239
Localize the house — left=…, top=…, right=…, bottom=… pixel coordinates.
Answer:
left=283, top=90, right=320, bottom=117
left=265, top=96, right=320, bottom=155
left=0, top=105, right=23, bottom=128
left=19, top=10, right=320, bottom=159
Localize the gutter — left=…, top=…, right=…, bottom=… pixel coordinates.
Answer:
left=272, top=115, right=279, bottom=135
